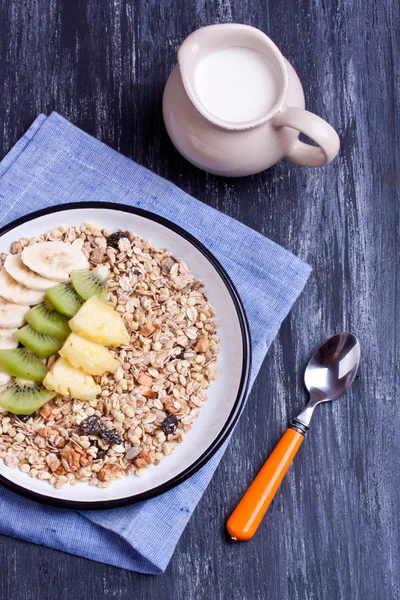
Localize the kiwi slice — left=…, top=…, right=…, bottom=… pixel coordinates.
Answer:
left=0, top=348, right=47, bottom=382
left=14, top=325, right=63, bottom=359
left=71, top=267, right=108, bottom=302
left=0, top=379, right=56, bottom=414
left=46, top=283, right=83, bottom=318
left=25, top=302, right=70, bottom=341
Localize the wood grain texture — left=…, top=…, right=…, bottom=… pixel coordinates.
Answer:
left=0, top=0, right=399, bottom=598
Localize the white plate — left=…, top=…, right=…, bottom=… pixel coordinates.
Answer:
left=0, top=203, right=251, bottom=508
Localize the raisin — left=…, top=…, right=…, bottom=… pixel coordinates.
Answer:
left=162, top=414, right=178, bottom=435
left=100, top=428, right=122, bottom=445
left=106, top=231, right=129, bottom=249
left=94, top=443, right=108, bottom=461
left=175, top=350, right=185, bottom=360
left=80, top=416, right=103, bottom=435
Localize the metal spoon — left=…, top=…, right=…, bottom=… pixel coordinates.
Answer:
left=226, top=332, right=361, bottom=541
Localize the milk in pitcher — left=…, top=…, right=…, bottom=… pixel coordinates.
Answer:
left=195, top=47, right=281, bottom=123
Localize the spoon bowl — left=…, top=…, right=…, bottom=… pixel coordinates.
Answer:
left=305, top=332, right=361, bottom=401
left=297, top=333, right=361, bottom=428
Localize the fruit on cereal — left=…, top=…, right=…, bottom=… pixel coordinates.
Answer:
left=0, top=383, right=9, bottom=412
left=0, top=270, right=45, bottom=305
left=14, top=325, right=63, bottom=359
left=99, top=428, right=122, bottom=445
left=0, top=328, right=19, bottom=349
left=0, top=379, right=56, bottom=415
left=0, top=348, right=47, bottom=382
left=0, top=371, right=11, bottom=386
left=21, top=240, right=89, bottom=282
left=46, top=283, right=83, bottom=318
left=161, top=414, right=178, bottom=435
left=25, top=302, right=71, bottom=341
left=106, top=231, right=129, bottom=250
left=0, top=222, right=220, bottom=488
left=4, top=254, right=57, bottom=291
left=71, top=265, right=109, bottom=302
left=80, top=415, right=104, bottom=435
left=43, top=356, right=101, bottom=401
left=0, top=298, right=29, bottom=328
left=69, top=296, right=130, bottom=347
left=59, top=332, right=119, bottom=376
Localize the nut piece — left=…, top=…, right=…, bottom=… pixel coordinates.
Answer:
left=98, top=463, right=124, bottom=482
left=36, top=426, right=66, bottom=448
left=55, top=466, right=67, bottom=476
left=46, top=453, right=61, bottom=473
left=79, top=456, right=92, bottom=467
left=194, top=335, right=209, bottom=353
left=11, top=241, right=23, bottom=254
left=39, top=406, right=53, bottom=421
left=37, top=427, right=50, bottom=438
left=134, top=449, right=155, bottom=468
left=161, top=257, right=175, bottom=274
left=164, top=397, right=188, bottom=415
left=60, top=444, right=82, bottom=472
left=90, top=248, right=105, bottom=264
left=137, top=373, right=153, bottom=387
left=140, top=387, right=157, bottom=399
left=140, top=321, right=156, bottom=337
left=48, top=429, right=67, bottom=448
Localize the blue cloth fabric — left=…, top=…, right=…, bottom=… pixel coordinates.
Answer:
left=0, top=113, right=311, bottom=573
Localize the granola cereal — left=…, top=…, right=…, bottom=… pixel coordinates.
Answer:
left=0, top=223, right=219, bottom=488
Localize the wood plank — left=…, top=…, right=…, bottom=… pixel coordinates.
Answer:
left=0, top=0, right=398, bottom=598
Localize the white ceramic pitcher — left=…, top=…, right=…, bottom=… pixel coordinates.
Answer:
left=163, top=24, right=340, bottom=177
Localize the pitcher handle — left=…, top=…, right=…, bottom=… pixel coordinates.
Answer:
left=275, top=106, right=340, bottom=167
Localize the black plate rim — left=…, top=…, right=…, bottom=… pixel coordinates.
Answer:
left=0, top=201, right=252, bottom=510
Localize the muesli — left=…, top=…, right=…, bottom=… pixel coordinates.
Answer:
left=0, top=223, right=219, bottom=488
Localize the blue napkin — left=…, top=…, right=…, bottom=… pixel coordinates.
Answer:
left=0, top=113, right=311, bottom=573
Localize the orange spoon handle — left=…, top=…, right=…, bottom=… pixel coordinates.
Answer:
left=227, top=427, right=305, bottom=541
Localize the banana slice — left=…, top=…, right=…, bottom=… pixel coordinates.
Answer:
left=0, top=384, right=8, bottom=411
left=21, top=241, right=89, bottom=283
left=0, top=298, right=29, bottom=328
left=0, top=328, right=19, bottom=349
left=4, top=254, right=57, bottom=291
left=72, top=239, right=84, bottom=250
left=0, top=373, right=11, bottom=387
left=0, top=270, right=45, bottom=306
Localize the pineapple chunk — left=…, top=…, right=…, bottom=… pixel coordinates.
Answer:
left=43, top=357, right=101, bottom=401
left=59, top=333, right=120, bottom=376
left=69, top=297, right=130, bottom=347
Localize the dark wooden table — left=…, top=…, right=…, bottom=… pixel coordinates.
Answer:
left=0, top=0, right=399, bottom=598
